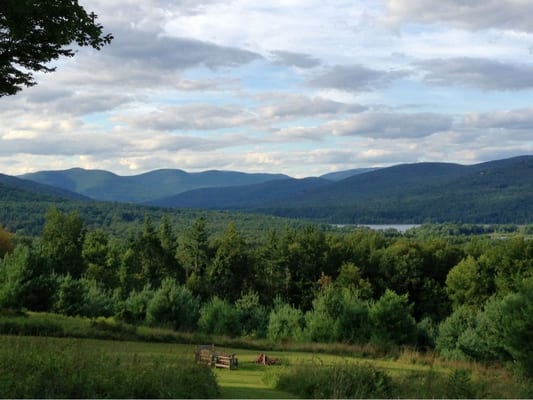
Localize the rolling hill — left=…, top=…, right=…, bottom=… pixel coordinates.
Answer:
left=19, top=168, right=289, bottom=203
left=9, top=155, right=533, bottom=224
left=148, top=156, right=533, bottom=223
left=0, top=173, right=89, bottom=202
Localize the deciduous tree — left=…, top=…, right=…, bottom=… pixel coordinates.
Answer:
left=1, top=0, right=112, bottom=96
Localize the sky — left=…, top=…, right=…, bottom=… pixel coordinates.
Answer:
left=1, top=0, right=533, bottom=178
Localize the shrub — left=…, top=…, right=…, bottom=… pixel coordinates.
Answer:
left=235, top=291, right=268, bottom=338
left=276, top=362, right=394, bottom=399
left=335, top=291, right=371, bottom=344
left=198, top=296, right=240, bottom=336
left=436, top=305, right=476, bottom=360
left=53, top=276, right=115, bottom=318
left=53, top=274, right=85, bottom=316
left=115, top=285, right=155, bottom=324
left=0, top=245, right=56, bottom=311
left=267, top=300, right=304, bottom=342
left=146, top=278, right=200, bottom=331
left=369, top=289, right=417, bottom=346
left=498, top=278, right=533, bottom=377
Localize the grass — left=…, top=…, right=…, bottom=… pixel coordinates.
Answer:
left=0, top=312, right=531, bottom=398
left=0, top=335, right=219, bottom=398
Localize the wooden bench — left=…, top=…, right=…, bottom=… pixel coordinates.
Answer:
left=215, top=354, right=238, bottom=370
left=194, top=345, right=238, bottom=370
left=195, top=345, right=216, bottom=367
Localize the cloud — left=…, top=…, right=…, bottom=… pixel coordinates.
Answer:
left=308, top=65, right=409, bottom=92
left=415, top=58, right=533, bottom=91
left=464, top=107, right=533, bottom=135
left=382, top=0, right=533, bottom=32
left=117, top=104, right=258, bottom=131
left=109, top=30, right=262, bottom=70
left=270, top=50, right=322, bottom=68
left=258, top=96, right=366, bottom=119
left=327, top=112, right=453, bottom=138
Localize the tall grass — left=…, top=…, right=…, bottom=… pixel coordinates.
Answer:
left=0, top=335, right=219, bottom=398
left=275, top=362, right=394, bottom=399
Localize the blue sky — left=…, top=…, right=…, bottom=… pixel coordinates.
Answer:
left=1, top=0, right=532, bottom=177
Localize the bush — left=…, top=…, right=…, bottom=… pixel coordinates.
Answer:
left=436, top=305, right=476, bottom=360
left=335, top=291, right=371, bottom=344
left=276, top=362, right=394, bottom=399
left=146, top=278, right=200, bottom=331
left=499, top=278, right=533, bottom=377
left=235, top=291, right=268, bottom=338
left=53, top=274, right=85, bottom=316
left=416, top=317, right=437, bottom=350
left=198, top=296, right=240, bottom=337
left=0, top=245, right=56, bottom=311
left=369, top=289, right=417, bottom=346
left=267, top=300, right=304, bottom=342
left=53, top=276, right=115, bottom=318
left=115, top=285, right=155, bottom=324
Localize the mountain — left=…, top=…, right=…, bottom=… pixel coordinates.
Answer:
left=148, top=177, right=331, bottom=208
left=19, top=168, right=289, bottom=203
left=320, top=168, right=379, bottom=181
left=0, top=173, right=89, bottom=202
left=11, top=155, right=533, bottom=224
left=148, top=156, right=533, bottom=223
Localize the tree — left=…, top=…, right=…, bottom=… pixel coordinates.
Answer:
left=208, top=223, right=252, bottom=302
left=0, top=225, right=15, bottom=258
left=446, top=256, right=492, bottom=310
left=176, top=217, right=211, bottom=297
left=369, top=289, right=417, bottom=346
left=0, top=0, right=112, bottom=96
left=41, top=207, right=85, bottom=277
left=0, top=244, right=56, bottom=311
left=146, top=278, right=200, bottom=331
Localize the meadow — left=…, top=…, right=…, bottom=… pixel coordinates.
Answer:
left=0, top=328, right=531, bottom=398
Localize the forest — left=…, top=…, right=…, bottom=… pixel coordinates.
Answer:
left=0, top=208, right=532, bottom=378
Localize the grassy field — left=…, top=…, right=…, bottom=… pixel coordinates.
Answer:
left=1, top=334, right=529, bottom=398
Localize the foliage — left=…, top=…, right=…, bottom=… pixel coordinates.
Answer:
left=0, top=244, right=56, bottom=311
left=234, top=291, right=268, bottom=338
left=0, top=225, right=14, bottom=258
left=208, top=223, right=253, bottom=302
left=275, top=362, right=394, bottom=399
left=446, top=255, right=492, bottom=310
left=369, top=289, right=417, bottom=346
left=0, top=0, right=112, bottom=96
left=146, top=278, right=200, bottom=331
left=198, top=296, right=240, bottom=337
left=267, top=299, right=304, bottom=342
left=41, top=207, right=86, bottom=277
left=435, top=305, right=476, bottom=360
left=115, top=285, right=155, bottom=324
left=498, top=278, right=533, bottom=377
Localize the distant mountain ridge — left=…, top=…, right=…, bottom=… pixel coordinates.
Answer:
left=8, top=155, right=533, bottom=223
left=0, top=173, right=89, bottom=202
left=147, top=155, right=533, bottom=223
left=19, top=168, right=290, bottom=203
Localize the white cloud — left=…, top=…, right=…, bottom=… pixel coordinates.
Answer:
left=327, top=112, right=453, bottom=139
left=308, top=65, right=410, bottom=92
left=416, top=58, right=533, bottom=91
left=382, top=0, right=533, bottom=33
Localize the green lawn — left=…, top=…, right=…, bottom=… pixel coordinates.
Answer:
left=0, top=335, right=527, bottom=398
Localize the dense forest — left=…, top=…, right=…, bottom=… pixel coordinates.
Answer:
left=1, top=209, right=532, bottom=377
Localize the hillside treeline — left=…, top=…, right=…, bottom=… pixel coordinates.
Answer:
left=0, top=209, right=532, bottom=376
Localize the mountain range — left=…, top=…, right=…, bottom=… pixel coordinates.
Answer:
left=5, top=155, right=533, bottom=224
